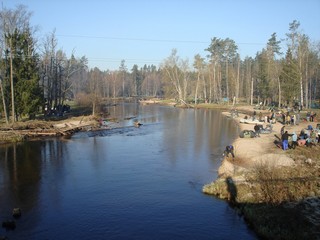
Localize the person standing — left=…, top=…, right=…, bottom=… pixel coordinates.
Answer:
left=296, top=111, right=300, bottom=125
left=281, top=131, right=292, bottom=150
left=259, top=112, right=262, bottom=122
left=286, top=114, right=291, bottom=125
left=282, top=112, right=286, bottom=124
left=253, top=110, right=256, bottom=121
left=291, top=132, right=298, bottom=149
left=254, top=124, right=260, bottom=137
left=293, top=114, right=297, bottom=125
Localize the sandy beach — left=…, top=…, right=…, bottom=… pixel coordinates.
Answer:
left=219, top=106, right=317, bottom=176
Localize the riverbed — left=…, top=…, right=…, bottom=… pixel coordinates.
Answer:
left=0, top=103, right=257, bottom=239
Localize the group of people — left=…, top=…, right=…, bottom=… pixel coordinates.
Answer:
left=280, top=125, right=319, bottom=150
left=280, top=111, right=300, bottom=126
left=224, top=107, right=319, bottom=157
left=306, top=111, right=317, bottom=122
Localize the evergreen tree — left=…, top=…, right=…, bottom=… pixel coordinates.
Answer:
left=280, top=49, right=300, bottom=104
left=266, top=32, right=282, bottom=106
left=255, top=50, right=270, bottom=103
left=9, top=29, right=43, bottom=119
left=131, top=64, right=143, bottom=97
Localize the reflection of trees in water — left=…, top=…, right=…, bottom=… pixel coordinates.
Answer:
left=0, top=142, right=42, bottom=216
left=41, top=139, right=67, bottom=165
left=0, top=140, right=68, bottom=220
left=163, top=109, right=238, bottom=164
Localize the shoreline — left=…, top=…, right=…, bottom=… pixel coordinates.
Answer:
left=217, top=108, right=307, bottom=177
left=203, top=106, right=320, bottom=239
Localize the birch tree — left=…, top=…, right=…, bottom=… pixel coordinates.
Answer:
left=162, top=49, right=189, bottom=102
left=193, top=54, right=205, bottom=104
left=88, top=67, right=103, bottom=115
left=286, top=20, right=305, bottom=107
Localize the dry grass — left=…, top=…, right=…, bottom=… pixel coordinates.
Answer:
left=238, top=145, right=320, bottom=239
left=246, top=164, right=319, bottom=204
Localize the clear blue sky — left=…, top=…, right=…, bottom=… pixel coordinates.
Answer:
left=2, top=0, right=320, bottom=71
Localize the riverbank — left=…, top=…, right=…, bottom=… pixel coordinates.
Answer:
left=202, top=105, right=320, bottom=239
left=0, top=116, right=100, bottom=144
left=0, top=99, right=175, bottom=144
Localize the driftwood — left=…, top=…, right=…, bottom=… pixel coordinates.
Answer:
left=24, top=131, right=58, bottom=136
left=180, top=99, right=194, bottom=108
left=0, top=118, right=99, bottom=144
left=0, top=125, right=84, bottom=139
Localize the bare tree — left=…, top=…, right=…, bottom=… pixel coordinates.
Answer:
left=88, top=67, right=103, bottom=115
left=162, top=49, right=190, bottom=103
left=40, top=30, right=58, bottom=112
left=286, top=20, right=306, bottom=108
left=193, top=54, right=206, bottom=104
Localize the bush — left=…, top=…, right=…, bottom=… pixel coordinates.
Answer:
left=75, top=92, right=92, bottom=107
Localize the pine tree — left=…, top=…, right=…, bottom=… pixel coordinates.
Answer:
left=279, top=49, right=300, bottom=104
left=255, top=49, right=270, bottom=104
left=11, top=29, right=43, bottom=119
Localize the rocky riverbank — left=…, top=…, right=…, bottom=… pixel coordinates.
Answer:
left=202, top=106, right=320, bottom=239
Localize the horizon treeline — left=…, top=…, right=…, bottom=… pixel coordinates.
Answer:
left=0, top=5, right=319, bottom=123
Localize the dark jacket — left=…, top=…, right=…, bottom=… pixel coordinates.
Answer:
left=281, top=132, right=292, bottom=141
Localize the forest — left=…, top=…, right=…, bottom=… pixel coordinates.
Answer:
left=0, top=5, right=319, bottom=123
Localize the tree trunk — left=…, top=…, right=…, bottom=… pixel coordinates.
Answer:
left=236, top=58, right=240, bottom=100
left=194, top=71, right=200, bottom=105
left=9, top=38, right=15, bottom=122
left=0, top=79, right=9, bottom=124
left=218, top=68, right=222, bottom=103
left=304, top=57, right=309, bottom=108
left=209, top=67, right=212, bottom=103
left=299, top=57, right=304, bottom=108
left=278, top=77, right=281, bottom=108
left=92, top=100, right=95, bottom=116
left=226, top=60, right=229, bottom=104
left=213, top=62, right=217, bottom=102
left=250, top=78, right=253, bottom=105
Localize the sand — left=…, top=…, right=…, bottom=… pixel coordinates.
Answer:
left=219, top=106, right=316, bottom=176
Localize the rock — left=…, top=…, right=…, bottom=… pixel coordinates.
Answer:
left=305, top=158, right=312, bottom=165
left=12, top=208, right=21, bottom=218
left=2, top=220, right=16, bottom=230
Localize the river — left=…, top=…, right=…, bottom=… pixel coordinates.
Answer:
left=0, top=103, right=257, bottom=239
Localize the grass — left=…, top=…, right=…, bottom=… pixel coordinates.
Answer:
left=204, top=145, right=320, bottom=239
left=240, top=146, right=320, bottom=239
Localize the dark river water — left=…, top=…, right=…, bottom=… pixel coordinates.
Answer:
left=0, top=103, right=257, bottom=239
